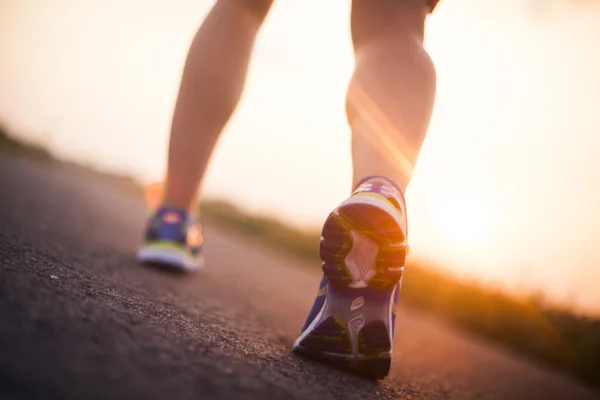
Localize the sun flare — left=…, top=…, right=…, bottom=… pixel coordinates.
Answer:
left=428, top=188, right=493, bottom=249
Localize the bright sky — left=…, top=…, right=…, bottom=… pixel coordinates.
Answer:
left=2, top=0, right=600, bottom=315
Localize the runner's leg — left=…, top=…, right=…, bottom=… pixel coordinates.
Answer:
left=348, top=0, right=437, bottom=192
left=163, top=0, right=274, bottom=210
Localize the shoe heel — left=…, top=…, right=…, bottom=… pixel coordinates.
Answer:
left=320, top=194, right=406, bottom=291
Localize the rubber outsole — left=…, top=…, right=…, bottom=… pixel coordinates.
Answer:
left=293, top=285, right=396, bottom=380
left=321, top=194, right=406, bottom=291
left=294, top=194, right=406, bottom=379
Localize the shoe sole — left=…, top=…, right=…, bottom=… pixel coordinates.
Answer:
left=137, top=243, right=204, bottom=271
left=293, top=193, right=406, bottom=379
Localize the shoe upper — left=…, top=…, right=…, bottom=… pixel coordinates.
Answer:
left=144, top=206, right=203, bottom=256
left=301, top=275, right=329, bottom=332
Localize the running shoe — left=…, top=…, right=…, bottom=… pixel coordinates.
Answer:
left=293, top=176, right=407, bottom=379
left=137, top=206, right=204, bottom=270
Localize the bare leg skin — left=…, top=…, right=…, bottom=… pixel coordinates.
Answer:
left=348, top=0, right=437, bottom=193
left=162, top=0, right=274, bottom=210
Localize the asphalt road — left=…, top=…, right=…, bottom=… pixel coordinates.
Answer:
left=0, top=154, right=599, bottom=400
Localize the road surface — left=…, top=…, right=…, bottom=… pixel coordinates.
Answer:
left=0, top=154, right=598, bottom=400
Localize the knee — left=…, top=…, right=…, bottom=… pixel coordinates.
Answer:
left=351, top=0, right=429, bottom=51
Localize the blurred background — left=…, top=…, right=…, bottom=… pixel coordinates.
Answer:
left=1, top=0, right=600, bottom=321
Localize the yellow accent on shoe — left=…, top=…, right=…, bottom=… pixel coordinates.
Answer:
left=318, top=284, right=328, bottom=297
left=143, top=241, right=193, bottom=256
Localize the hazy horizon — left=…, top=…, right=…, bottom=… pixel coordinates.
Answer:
left=2, top=0, right=600, bottom=315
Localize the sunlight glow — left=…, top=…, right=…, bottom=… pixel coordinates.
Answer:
left=429, top=188, right=492, bottom=249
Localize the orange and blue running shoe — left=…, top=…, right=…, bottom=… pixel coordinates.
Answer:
left=293, top=176, right=407, bottom=379
left=137, top=206, right=204, bottom=271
